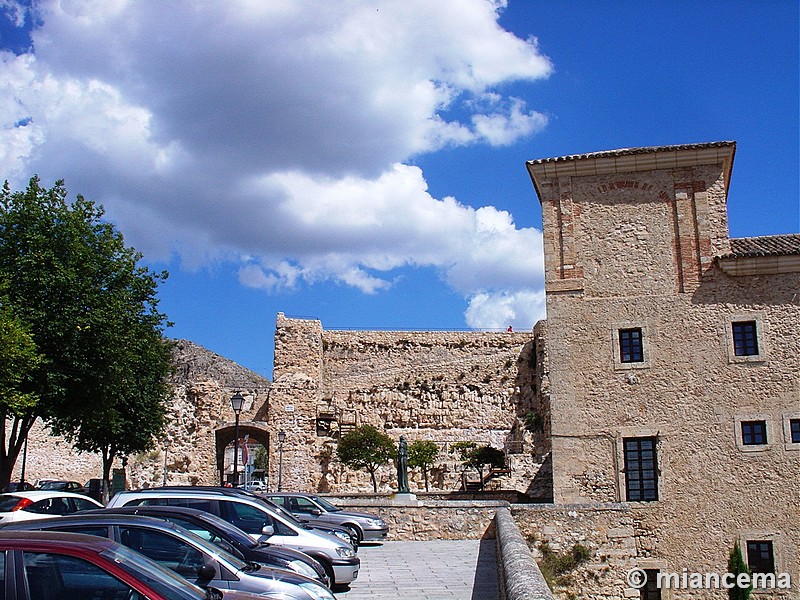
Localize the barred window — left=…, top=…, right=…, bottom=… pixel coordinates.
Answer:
left=619, top=328, right=644, bottom=363
left=732, top=321, right=759, bottom=356
left=741, top=421, right=767, bottom=446
left=624, top=437, right=658, bottom=502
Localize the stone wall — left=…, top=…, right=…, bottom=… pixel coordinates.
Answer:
left=269, top=313, right=550, bottom=496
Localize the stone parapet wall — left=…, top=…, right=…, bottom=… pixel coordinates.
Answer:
left=329, top=496, right=505, bottom=541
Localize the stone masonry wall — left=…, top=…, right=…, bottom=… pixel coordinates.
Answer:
left=269, top=312, right=550, bottom=495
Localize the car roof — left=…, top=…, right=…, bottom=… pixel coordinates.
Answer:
left=0, top=529, right=117, bottom=552
left=3, top=512, right=181, bottom=531
left=121, top=486, right=259, bottom=498
left=0, top=490, right=102, bottom=502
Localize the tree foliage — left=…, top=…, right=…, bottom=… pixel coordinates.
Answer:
left=727, top=541, right=752, bottom=600
left=0, top=177, right=173, bottom=491
left=450, top=441, right=505, bottom=490
left=407, top=439, right=439, bottom=491
left=336, top=425, right=396, bottom=493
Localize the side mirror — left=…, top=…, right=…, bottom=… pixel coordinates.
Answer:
left=310, top=509, right=322, bottom=516
left=197, top=564, right=216, bottom=580
left=261, top=524, right=275, bottom=537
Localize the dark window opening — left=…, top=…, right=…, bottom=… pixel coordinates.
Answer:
left=619, top=328, right=644, bottom=363
left=741, top=421, right=767, bottom=446
left=732, top=321, right=759, bottom=356
left=746, top=540, right=775, bottom=575
left=790, top=419, right=800, bottom=444
left=640, top=569, right=661, bottom=600
left=624, top=437, right=658, bottom=502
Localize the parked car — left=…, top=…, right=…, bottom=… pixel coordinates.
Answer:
left=99, top=504, right=330, bottom=587
left=107, top=486, right=360, bottom=588
left=266, top=493, right=389, bottom=543
left=0, top=529, right=278, bottom=600
left=239, top=479, right=267, bottom=492
left=38, top=479, right=89, bottom=495
left=4, top=512, right=336, bottom=600
left=0, top=490, right=103, bottom=524
left=0, top=480, right=36, bottom=492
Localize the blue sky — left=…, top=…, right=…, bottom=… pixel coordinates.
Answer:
left=1, top=1, right=797, bottom=379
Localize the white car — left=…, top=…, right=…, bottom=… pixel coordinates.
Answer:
left=0, top=490, right=103, bottom=524
left=239, top=479, right=267, bottom=492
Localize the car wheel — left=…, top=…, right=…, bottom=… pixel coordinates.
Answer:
left=320, top=559, right=336, bottom=588
left=343, top=524, right=362, bottom=545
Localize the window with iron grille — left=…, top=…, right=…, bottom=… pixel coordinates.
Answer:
left=741, top=420, right=767, bottom=446
left=619, top=328, right=644, bottom=363
left=732, top=321, right=759, bottom=356
left=623, top=437, right=658, bottom=502
left=790, top=419, right=800, bottom=444
left=746, top=540, right=775, bottom=575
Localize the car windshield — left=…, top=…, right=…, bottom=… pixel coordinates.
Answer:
left=251, top=496, right=306, bottom=527
left=100, top=542, right=206, bottom=599
left=163, top=523, right=251, bottom=572
left=166, top=512, right=257, bottom=548
left=39, top=481, right=68, bottom=491
left=309, top=496, right=341, bottom=512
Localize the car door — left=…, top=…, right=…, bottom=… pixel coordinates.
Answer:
left=116, top=525, right=221, bottom=589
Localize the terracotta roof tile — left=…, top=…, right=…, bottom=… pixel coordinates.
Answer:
left=725, top=234, right=800, bottom=258
left=527, top=141, right=736, bottom=165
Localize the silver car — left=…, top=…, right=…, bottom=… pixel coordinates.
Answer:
left=265, top=493, right=388, bottom=543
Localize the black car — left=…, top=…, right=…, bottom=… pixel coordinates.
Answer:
left=98, top=505, right=330, bottom=587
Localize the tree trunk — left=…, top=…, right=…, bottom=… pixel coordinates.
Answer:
left=368, top=468, right=378, bottom=493
left=100, top=444, right=116, bottom=505
left=0, top=413, right=37, bottom=489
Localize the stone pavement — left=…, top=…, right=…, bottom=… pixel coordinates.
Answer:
left=335, top=539, right=500, bottom=600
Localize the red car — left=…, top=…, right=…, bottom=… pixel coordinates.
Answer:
left=0, top=530, right=283, bottom=600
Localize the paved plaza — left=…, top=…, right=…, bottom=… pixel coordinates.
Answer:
left=336, top=539, right=500, bottom=600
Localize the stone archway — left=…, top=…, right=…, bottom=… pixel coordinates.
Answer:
left=214, top=424, right=272, bottom=487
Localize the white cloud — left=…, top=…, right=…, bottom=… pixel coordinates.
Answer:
left=0, top=0, right=552, bottom=328
left=464, top=289, right=546, bottom=331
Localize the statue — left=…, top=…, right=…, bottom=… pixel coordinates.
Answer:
left=396, top=436, right=410, bottom=493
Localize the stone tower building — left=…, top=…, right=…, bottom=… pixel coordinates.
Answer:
left=526, top=141, right=799, bottom=593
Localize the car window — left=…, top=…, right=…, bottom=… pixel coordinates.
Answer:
left=23, top=551, right=143, bottom=600
left=28, top=497, right=71, bottom=515
left=70, top=497, right=101, bottom=512
left=48, top=525, right=110, bottom=538
left=167, top=516, right=215, bottom=542
left=0, top=496, right=23, bottom=512
left=158, top=498, right=216, bottom=513
left=266, top=496, right=286, bottom=509
left=292, top=497, right=318, bottom=514
left=119, top=526, right=208, bottom=578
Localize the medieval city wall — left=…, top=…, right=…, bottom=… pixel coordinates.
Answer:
left=270, top=313, right=551, bottom=496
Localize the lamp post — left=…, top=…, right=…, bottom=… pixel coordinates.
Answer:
left=230, top=392, right=245, bottom=487
left=277, top=430, right=286, bottom=491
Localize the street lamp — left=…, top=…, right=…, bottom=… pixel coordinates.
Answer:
left=277, top=430, right=286, bottom=491
left=230, top=392, right=245, bottom=487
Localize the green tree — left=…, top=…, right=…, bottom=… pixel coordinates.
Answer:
left=450, top=442, right=505, bottom=490
left=408, top=439, right=439, bottom=491
left=336, top=425, right=396, bottom=493
left=728, top=541, right=752, bottom=600
left=0, top=177, right=173, bottom=490
left=0, top=290, right=43, bottom=485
